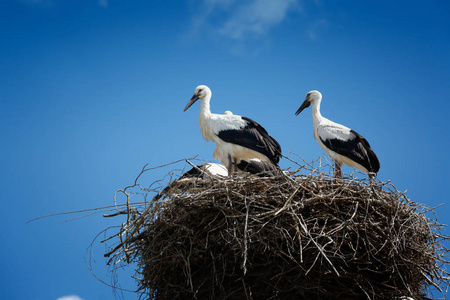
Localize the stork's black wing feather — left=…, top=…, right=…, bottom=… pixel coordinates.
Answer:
left=236, top=159, right=281, bottom=177
left=217, top=116, right=282, bottom=164
left=320, top=129, right=380, bottom=173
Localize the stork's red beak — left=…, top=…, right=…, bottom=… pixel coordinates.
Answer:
left=295, top=98, right=311, bottom=116
left=184, top=94, right=200, bottom=112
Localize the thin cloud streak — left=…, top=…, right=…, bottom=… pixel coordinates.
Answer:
left=219, top=0, right=300, bottom=39
left=190, top=0, right=301, bottom=40
left=306, top=18, right=328, bottom=40
left=57, top=295, right=83, bottom=300
left=98, top=0, right=108, bottom=8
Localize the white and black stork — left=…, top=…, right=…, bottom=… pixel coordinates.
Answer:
left=295, top=90, right=380, bottom=178
left=211, top=110, right=280, bottom=177
left=184, top=85, right=282, bottom=174
left=178, top=163, right=228, bottom=181
left=213, top=142, right=280, bottom=177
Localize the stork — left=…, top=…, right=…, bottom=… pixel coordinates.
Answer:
left=213, top=142, right=280, bottom=177
left=295, top=90, right=380, bottom=178
left=212, top=110, right=280, bottom=176
left=151, top=163, right=228, bottom=201
left=236, top=158, right=281, bottom=177
left=184, top=85, right=282, bottom=174
left=178, top=163, right=228, bottom=181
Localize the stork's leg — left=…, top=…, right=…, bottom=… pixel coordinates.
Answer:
left=227, top=154, right=233, bottom=174
left=368, top=172, right=380, bottom=196
left=334, top=162, right=342, bottom=179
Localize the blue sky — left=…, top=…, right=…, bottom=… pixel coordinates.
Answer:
left=1, top=0, right=450, bottom=299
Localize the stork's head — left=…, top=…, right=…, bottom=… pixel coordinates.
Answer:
left=184, top=85, right=211, bottom=112
left=295, top=90, right=322, bottom=116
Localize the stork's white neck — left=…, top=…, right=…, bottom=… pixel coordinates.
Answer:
left=199, top=94, right=211, bottom=116
left=199, top=94, right=213, bottom=141
left=311, top=98, right=323, bottom=126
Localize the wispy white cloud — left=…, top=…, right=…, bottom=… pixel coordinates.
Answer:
left=57, top=295, right=83, bottom=300
left=219, top=0, right=300, bottom=39
left=204, top=0, right=236, bottom=9
left=189, top=0, right=301, bottom=40
left=306, top=18, right=328, bottom=40
left=98, top=0, right=108, bottom=8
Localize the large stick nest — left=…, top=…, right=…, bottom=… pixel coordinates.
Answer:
left=104, top=159, right=449, bottom=300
